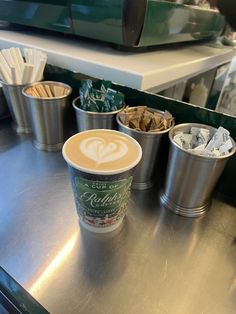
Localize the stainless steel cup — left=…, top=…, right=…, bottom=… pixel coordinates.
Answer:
left=22, top=81, right=72, bottom=151
left=160, top=123, right=236, bottom=218
left=116, top=107, right=174, bottom=190
left=73, top=96, right=123, bottom=132
left=1, top=81, right=31, bottom=133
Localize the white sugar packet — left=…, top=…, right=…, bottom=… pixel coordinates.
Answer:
left=173, top=133, right=193, bottom=150
left=219, top=139, right=233, bottom=155
left=190, top=127, right=210, bottom=147
left=189, top=144, right=207, bottom=156
left=198, top=128, right=210, bottom=145
left=205, top=127, right=230, bottom=152
left=175, top=126, right=233, bottom=157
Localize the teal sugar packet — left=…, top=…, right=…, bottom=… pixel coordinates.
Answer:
left=79, top=79, right=124, bottom=112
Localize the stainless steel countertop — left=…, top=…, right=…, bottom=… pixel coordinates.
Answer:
left=1, top=120, right=236, bottom=314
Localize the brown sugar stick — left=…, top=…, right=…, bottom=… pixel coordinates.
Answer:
left=29, top=87, right=41, bottom=97
left=60, top=87, right=67, bottom=96
left=44, top=84, right=53, bottom=97
left=35, top=84, right=47, bottom=97
left=26, top=89, right=34, bottom=96
left=40, top=84, right=50, bottom=97
left=64, top=88, right=68, bottom=96
left=51, top=85, right=57, bottom=97
left=27, top=88, right=37, bottom=97
left=34, top=85, right=44, bottom=97
left=53, top=85, right=61, bottom=97
left=61, top=87, right=68, bottom=96
left=57, top=86, right=64, bottom=96
left=41, top=84, right=50, bottom=97
left=50, top=85, right=55, bottom=97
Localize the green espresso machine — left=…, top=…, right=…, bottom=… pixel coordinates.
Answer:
left=0, top=0, right=225, bottom=47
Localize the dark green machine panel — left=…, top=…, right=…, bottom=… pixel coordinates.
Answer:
left=70, top=0, right=124, bottom=45
left=70, top=0, right=225, bottom=47
left=139, top=1, right=225, bottom=46
left=70, top=0, right=147, bottom=46
left=0, top=0, right=226, bottom=47
left=0, top=0, right=71, bottom=33
left=139, top=0, right=225, bottom=46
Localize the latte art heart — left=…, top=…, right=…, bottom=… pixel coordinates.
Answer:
left=80, top=137, right=128, bottom=165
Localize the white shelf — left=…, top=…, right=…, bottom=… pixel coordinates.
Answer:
left=0, top=29, right=235, bottom=91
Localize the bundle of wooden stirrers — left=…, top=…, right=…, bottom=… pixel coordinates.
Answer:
left=26, top=83, right=68, bottom=98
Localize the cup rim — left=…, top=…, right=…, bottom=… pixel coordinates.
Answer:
left=169, top=123, right=236, bottom=159
left=0, top=76, right=44, bottom=87
left=22, top=81, right=72, bottom=100
left=0, top=79, right=27, bottom=88
left=72, top=96, right=125, bottom=115
left=62, top=129, right=142, bottom=175
left=116, top=106, right=174, bottom=135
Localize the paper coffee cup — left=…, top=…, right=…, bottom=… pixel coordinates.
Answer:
left=62, top=129, right=142, bottom=233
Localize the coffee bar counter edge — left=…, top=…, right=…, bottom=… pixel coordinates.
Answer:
left=0, top=29, right=235, bottom=93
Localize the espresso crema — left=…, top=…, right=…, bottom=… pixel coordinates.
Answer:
left=63, top=129, right=142, bottom=175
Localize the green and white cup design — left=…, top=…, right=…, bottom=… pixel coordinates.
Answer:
left=63, top=129, right=142, bottom=233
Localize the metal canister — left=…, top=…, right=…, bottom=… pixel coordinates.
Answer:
left=72, top=96, right=123, bottom=132
left=1, top=81, right=31, bottom=133
left=22, top=81, right=72, bottom=151
left=117, top=107, right=174, bottom=190
left=160, top=123, right=236, bottom=217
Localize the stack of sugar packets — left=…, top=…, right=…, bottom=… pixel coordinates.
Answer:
left=0, top=47, right=47, bottom=85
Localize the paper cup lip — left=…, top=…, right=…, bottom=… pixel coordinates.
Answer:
left=169, top=123, right=236, bottom=160
left=62, top=129, right=142, bottom=175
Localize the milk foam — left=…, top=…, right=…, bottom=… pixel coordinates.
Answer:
left=80, top=137, right=128, bottom=165
left=63, top=130, right=142, bottom=175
